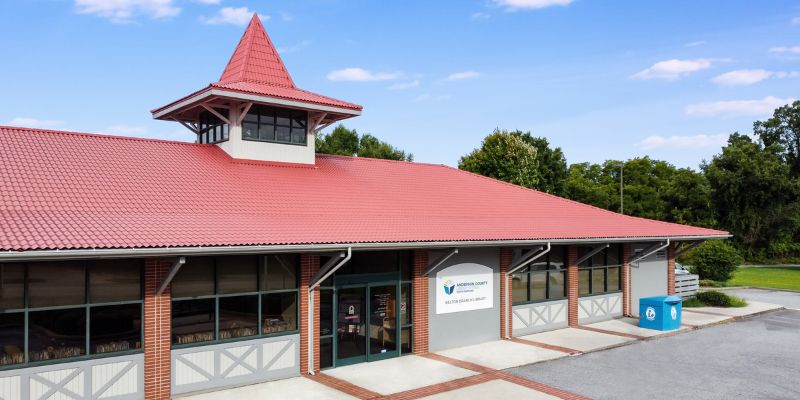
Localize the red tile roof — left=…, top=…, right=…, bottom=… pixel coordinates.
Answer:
left=0, top=126, right=728, bottom=251
left=152, top=14, right=362, bottom=115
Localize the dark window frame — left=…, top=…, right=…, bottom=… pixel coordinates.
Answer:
left=197, top=109, right=230, bottom=145
left=578, top=245, right=623, bottom=297
left=511, top=247, right=569, bottom=306
left=170, top=255, right=300, bottom=349
left=242, top=105, right=308, bottom=146
left=0, top=260, right=144, bottom=371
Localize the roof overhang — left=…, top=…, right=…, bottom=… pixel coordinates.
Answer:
left=152, top=88, right=361, bottom=122
left=0, top=234, right=731, bottom=262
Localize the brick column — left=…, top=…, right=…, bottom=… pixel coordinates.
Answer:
left=667, top=243, right=676, bottom=295
left=567, top=246, right=579, bottom=327
left=622, top=243, right=633, bottom=316
left=144, top=259, right=172, bottom=400
left=499, top=248, right=512, bottom=338
left=299, top=254, right=321, bottom=374
left=412, top=250, right=429, bottom=354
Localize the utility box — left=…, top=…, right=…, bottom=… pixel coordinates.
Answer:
left=639, top=296, right=682, bottom=331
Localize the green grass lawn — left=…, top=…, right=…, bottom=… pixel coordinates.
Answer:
left=728, top=267, right=800, bottom=291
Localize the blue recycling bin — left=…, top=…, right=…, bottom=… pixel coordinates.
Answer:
left=639, top=296, right=682, bottom=331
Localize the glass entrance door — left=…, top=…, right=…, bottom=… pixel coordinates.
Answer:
left=335, top=280, right=399, bottom=366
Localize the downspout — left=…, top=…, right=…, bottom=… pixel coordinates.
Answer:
left=504, top=243, right=551, bottom=339
left=307, top=247, right=352, bottom=375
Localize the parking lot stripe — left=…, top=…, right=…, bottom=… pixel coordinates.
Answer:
left=574, top=325, right=646, bottom=340
left=508, top=337, right=583, bottom=355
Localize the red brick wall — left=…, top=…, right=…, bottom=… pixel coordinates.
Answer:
left=144, top=259, right=172, bottom=400
left=667, top=243, right=676, bottom=295
left=622, top=243, right=633, bottom=316
left=499, top=248, right=512, bottom=338
left=412, top=250, right=429, bottom=354
left=299, top=254, right=320, bottom=374
left=567, top=246, right=579, bottom=327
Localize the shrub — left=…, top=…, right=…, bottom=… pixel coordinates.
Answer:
left=699, top=279, right=726, bottom=287
left=681, top=296, right=704, bottom=307
left=682, top=241, right=743, bottom=282
left=694, top=290, right=748, bottom=307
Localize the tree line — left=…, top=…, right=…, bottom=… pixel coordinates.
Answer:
left=317, top=101, right=800, bottom=262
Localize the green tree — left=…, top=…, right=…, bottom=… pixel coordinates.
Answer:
left=681, top=240, right=742, bottom=282
left=458, top=130, right=540, bottom=189
left=564, top=162, right=614, bottom=209
left=316, top=125, right=412, bottom=161
left=754, top=100, right=800, bottom=177
left=703, top=133, right=799, bottom=253
left=662, top=167, right=716, bottom=227
left=511, top=132, right=568, bottom=196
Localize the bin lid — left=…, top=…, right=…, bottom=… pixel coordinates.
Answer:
left=640, top=296, right=682, bottom=305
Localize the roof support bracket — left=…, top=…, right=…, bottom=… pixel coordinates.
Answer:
left=157, top=256, right=186, bottom=296
left=423, top=248, right=459, bottom=277
left=630, top=239, right=670, bottom=265
left=236, top=102, right=253, bottom=125
left=201, top=103, right=232, bottom=125
left=674, top=240, right=704, bottom=258
left=173, top=118, right=199, bottom=135
left=508, top=245, right=548, bottom=275
left=309, top=247, right=352, bottom=292
left=576, top=244, right=609, bottom=266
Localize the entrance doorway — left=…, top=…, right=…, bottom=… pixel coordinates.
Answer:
left=335, top=275, right=400, bottom=366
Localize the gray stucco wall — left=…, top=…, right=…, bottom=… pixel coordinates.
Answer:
left=428, top=247, right=500, bottom=352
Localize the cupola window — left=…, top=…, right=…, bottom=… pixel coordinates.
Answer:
left=243, top=105, right=307, bottom=145
left=198, top=109, right=229, bottom=144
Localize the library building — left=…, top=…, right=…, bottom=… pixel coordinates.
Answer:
left=0, top=14, right=728, bottom=400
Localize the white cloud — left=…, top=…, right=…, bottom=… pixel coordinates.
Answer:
left=200, top=7, right=266, bottom=26
left=7, top=117, right=66, bottom=129
left=446, top=71, right=481, bottom=81
left=103, top=125, right=148, bottom=136
left=637, top=134, right=728, bottom=150
left=493, top=0, right=573, bottom=11
left=277, top=40, right=310, bottom=54
left=685, top=40, right=706, bottom=47
left=471, top=12, right=491, bottom=21
left=631, top=58, right=714, bottom=80
left=712, top=69, right=799, bottom=86
left=388, top=80, right=420, bottom=90
left=194, top=0, right=220, bottom=4
left=685, top=96, right=795, bottom=117
left=769, top=46, right=800, bottom=54
left=75, top=0, right=180, bottom=23
left=327, top=68, right=401, bottom=82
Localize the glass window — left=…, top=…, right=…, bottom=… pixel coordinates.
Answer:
left=219, top=295, right=258, bottom=339
left=592, top=269, right=606, bottom=294
left=531, top=271, right=547, bottom=300
left=89, top=259, right=142, bottom=303
left=550, top=247, right=565, bottom=269
left=549, top=270, right=566, bottom=299
left=262, top=292, right=297, bottom=334
left=607, top=245, right=621, bottom=266
left=320, top=289, right=334, bottom=336
left=400, top=283, right=411, bottom=326
left=320, top=337, right=333, bottom=369
left=172, top=257, right=215, bottom=298
left=217, top=256, right=257, bottom=294
left=401, top=327, right=412, bottom=354
left=0, top=263, right=25, bottom=310
left=262, top=255, right=298, bottom=290
left=197, top=110, right=229, bottom=144
left=578, top=270, right=590, bottom=295
left=242, top=106, right=306, bottom=145
left=0, top=313, right=24, bottom=366
left=90, top=304, right=142, bottom=354
left=512, top=272, right=529, bottom=303
left=607, top=267, right=620, bottom=291
left=28, top=308, right=86, bottom=362
left=172, top=299, right=215, bottom=345
left=28, top=262, right=85, bottom=308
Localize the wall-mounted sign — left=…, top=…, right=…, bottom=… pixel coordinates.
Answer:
left=435, top=263, right=493, bottom=314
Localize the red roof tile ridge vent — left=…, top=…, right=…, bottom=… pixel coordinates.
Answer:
left=0, top=125, right=205, bottom=147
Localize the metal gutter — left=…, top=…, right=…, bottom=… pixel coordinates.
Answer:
left=0, top=235, right=730, bottom=261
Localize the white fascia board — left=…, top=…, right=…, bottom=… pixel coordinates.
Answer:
left=0, top=234, right=731, bottom=261
left=151, top=89, right=361, bottom=120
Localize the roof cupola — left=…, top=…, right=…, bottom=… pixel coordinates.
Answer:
left=151, top=14, right=361, bottom=164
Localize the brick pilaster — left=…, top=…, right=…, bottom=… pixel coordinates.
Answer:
left=567, top=246, right=579, bottom=327
left=299, top=254, right=321, bottom=374
left=412, top=250, right=429, bottom=354
left=144, top=259, right=172, bottom=400
left=667, top=243, right=676, bottom=295
left=499, top=248, right=513, bottom=338
left=622, top=243, right=633, bottom=316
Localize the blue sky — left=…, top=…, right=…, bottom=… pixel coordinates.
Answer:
left=2, top=0, right=798, bottom=169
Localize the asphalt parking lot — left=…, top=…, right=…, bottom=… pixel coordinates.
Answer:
left=509, top=307, right=800, bottom=399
